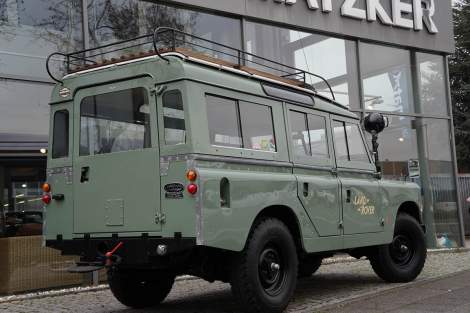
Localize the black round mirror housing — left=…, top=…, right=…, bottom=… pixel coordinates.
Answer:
left=364, top=113, right=388, bottom=134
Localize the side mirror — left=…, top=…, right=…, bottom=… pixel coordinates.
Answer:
left=363, top=113, right=388, bottom=174
left=364, top=113, right=388, bottom=135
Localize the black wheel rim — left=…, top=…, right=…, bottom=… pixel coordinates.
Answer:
left=258, top=244, right=286, bottom=296
left=389, top=234, right=415, bottom=266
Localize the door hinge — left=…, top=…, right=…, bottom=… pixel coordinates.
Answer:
left=339, top=221, right=344, bottom=229
left=155, top=213, right=166, bottom=225
left=380, top=218, right=385, bottom=226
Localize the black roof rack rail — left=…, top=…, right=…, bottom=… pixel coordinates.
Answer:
left=46, top=27, right=336, bottom=101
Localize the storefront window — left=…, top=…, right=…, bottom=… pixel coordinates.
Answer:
left=245, top=22, right=359, bottom=108
left=0, top=79, right=51, bottom=144
left=423, top=118, right=460, bottom=246
left=87, top=1, right=242, bottom=62
left=0, top=0, right=83, bottom=80
left=365, top=115, right=418, bottom=181
left=361, top=44, right=414, bottom=114
left=1, top=163, right=45, bottom=238
left=417, top=53, right=449, bottom=116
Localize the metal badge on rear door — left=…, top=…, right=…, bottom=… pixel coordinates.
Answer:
left=164, top=183, right=184, bottom=199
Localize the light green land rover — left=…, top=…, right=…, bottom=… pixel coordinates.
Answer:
left=43, top=28, right=426, bottom=313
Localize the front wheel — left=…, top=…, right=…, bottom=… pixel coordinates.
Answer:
left=369, top=213, right=427, bottom=283
left=108, top=268, right=175, bottom=309
left=230, top=218, right=298, bottom=313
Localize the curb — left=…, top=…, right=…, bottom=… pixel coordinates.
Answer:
left=0, top=248, right=467, bottom=304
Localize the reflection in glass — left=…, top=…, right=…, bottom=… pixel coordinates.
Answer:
left=0, top=79, right=51, bottom=142
left=239, top=102, right=276, bottom=152
left=417, top=53, right=448, bottom=116
left=307, top=115, right=328, bottom=158
left=245, top=22, right=359, bottom=108
left=361, top=44, right=413, bottom=113
left=87, top=1, right=241, bottom=62
left=0, top=0, right=83, bottom=80
left=365, top=115, right=418, bottom=181
left=333, top=121, right=349, bottom=162
left=206, top=95, right=242, bottom=148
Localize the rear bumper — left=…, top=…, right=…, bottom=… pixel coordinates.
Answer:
left=46, top=235, right=196, bottom=265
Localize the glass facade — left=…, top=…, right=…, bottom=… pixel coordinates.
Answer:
left=0, top=0, right=464, bottom=294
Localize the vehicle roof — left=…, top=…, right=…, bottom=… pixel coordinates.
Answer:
left=54, top=51, right=358, bottom=119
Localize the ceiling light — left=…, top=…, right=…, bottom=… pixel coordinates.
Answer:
left=40, top=148, right=47, bottom=154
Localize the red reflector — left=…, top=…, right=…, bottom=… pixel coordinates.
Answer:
left=42, top=194, right=52, bottom=205
left=187, top=183, right=198, bottom=195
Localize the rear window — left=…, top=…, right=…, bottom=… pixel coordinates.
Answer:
left=79, top=88, right=151, bottom=156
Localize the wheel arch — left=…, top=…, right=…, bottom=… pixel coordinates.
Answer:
left=250, top=205, right=306, bottom=253
left=397, top=201, right=423, bottom=225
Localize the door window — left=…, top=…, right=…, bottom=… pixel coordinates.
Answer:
left=79, top=88, right=151, bottom=156
left=206, top=95, right=242, bottom=148
left=239, top=101, right=276, bottom=152
left=52, top=110, right=69, bottom=159
left=333, top=120, right=370, bottom=164
left=162, top=90, right=186, bottom=145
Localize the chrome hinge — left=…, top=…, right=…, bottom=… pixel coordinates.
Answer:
left=155, top=213, right=166, bottom=225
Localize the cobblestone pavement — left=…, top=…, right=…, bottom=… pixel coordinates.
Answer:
left=1, top=250, right=469, bottom=313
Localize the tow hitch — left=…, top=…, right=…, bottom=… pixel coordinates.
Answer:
left=67, top=242, right=124, bottom=273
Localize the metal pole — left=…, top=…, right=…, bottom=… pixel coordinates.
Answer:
left=444, top=55, right=467, bottom=247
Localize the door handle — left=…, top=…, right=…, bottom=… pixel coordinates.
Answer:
left=303, top=182, right=309, bottom=197
left=80, top=167, right=90, bottom=183
left=346, top=189, right=351, bottom=203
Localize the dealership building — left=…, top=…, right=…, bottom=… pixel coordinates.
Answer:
left=0, top=0, right=466, bottom=293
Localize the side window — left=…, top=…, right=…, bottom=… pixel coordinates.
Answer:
left=289, top=110, right=328, bottom=159
left=333, top=120, right=370, bottom=163
left=206, top=95, right=242, bottom=148
left=206, top=95, right=276, bottom=152
left=239, top=101, right=276, bottom=152
left=162, top=90, right=186, bottom=145
left=80, top=87, right=151, bottom=156
left=52, top=110, right=69, bottom=159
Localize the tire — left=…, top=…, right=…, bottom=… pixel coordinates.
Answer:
left=107, top=268, right=175, bottom=309
left=298, top=256, right=322, bottom=278
left=230, top=218, right=298, bottom=313
left=369, top=213, right=427, bottom=283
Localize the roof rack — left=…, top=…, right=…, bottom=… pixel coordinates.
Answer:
left=46, top=27, right=335, bottom=101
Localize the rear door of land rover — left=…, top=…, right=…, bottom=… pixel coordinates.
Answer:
left=73, top=78, right=161, bottom=234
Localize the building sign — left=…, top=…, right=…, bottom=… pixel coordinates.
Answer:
left=265, top=0, right=438, bottom=33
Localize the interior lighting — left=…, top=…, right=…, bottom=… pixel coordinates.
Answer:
left=40, top=148, right=47, bottom=154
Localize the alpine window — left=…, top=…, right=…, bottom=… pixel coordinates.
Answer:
left=162, top=90, right=186, bottom=145
left=52, top=110, right=69, bottom=159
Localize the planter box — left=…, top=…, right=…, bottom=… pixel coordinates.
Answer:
left=0, top=236, right=85, bottom=295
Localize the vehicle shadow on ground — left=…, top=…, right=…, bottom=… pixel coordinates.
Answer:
left=111, top=273, right=384, bottom=313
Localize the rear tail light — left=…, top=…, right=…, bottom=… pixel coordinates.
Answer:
left=186, top=169, right=197, bottom=181
left=187, top=183, right=198, bottom=195
left=42, top=183, right=51, bottom=193
left=42, top=194, right=52, bottom=205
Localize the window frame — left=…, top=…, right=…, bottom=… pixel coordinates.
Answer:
left=332, top=116, right=375, bottom=171
left=286, top=104, right=333, bottom=168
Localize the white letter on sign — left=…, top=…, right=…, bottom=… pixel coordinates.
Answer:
left=342, top=0, right=366, bottom=20
left=392, top=0, right=414, bottom=29
left=413, top=0, right=438, bottom=33
left=305, top=0, right=332, bottom=12
left=366, top=0, right=393, bottom=25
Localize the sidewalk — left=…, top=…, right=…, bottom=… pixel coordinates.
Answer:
left=321, top=270, right=470, bottom=312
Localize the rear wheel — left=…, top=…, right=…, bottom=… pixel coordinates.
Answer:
left=369, top=213, right=426, bottom=283
left=107, top=268, right=175, bottom=308
left=230, top=218, right=298, bottom=313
